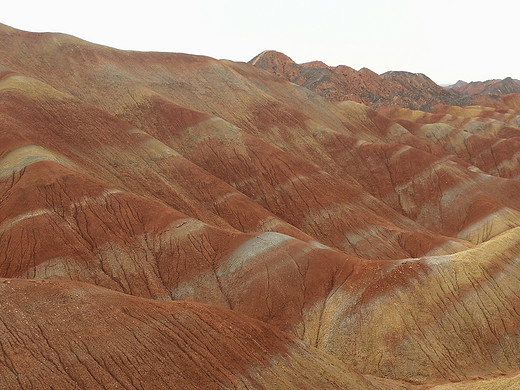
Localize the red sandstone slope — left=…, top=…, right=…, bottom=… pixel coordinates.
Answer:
left=379, top=103, right=520, bottom=180
left=0, top=278, right=384, bottom=390
left=2, top=23, right=520, bottom=389
left=0, top=25, right=473, bottom=260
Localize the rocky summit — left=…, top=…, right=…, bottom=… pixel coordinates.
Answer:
left=1, top=23, right=520, bottom=389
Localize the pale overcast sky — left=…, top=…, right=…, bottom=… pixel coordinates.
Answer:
left=2, top=0, right=519, bottom=84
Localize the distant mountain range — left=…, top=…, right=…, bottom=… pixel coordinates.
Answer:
left=448, top=77, right=520, bottom=95
left=251, top=50, right=520, bottom=111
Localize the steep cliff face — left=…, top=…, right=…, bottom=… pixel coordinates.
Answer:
left=2, top=23, right=520, bottom=389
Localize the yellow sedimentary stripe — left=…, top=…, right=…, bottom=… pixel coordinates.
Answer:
left=0, top=145, right=76, bottom=178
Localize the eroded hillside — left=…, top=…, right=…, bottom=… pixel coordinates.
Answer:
left=1, top=23, right=520, bottom=389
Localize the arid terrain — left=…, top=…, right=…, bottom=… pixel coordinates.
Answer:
left=1, top=23, right=520, bottom=389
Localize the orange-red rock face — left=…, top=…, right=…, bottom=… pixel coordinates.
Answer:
left=1, top=23, right=520, bottom=389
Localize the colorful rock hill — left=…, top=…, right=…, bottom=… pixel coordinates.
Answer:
left=1, top=23, right=520, bottom=389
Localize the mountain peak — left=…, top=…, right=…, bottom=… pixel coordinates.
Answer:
left=451, top=80, right=468, bottom=88
left=249, top=50, right=299, bottom=80
left=249, top=50, right=295, bottom=66
left=301, top=60, right=329, bottom=68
